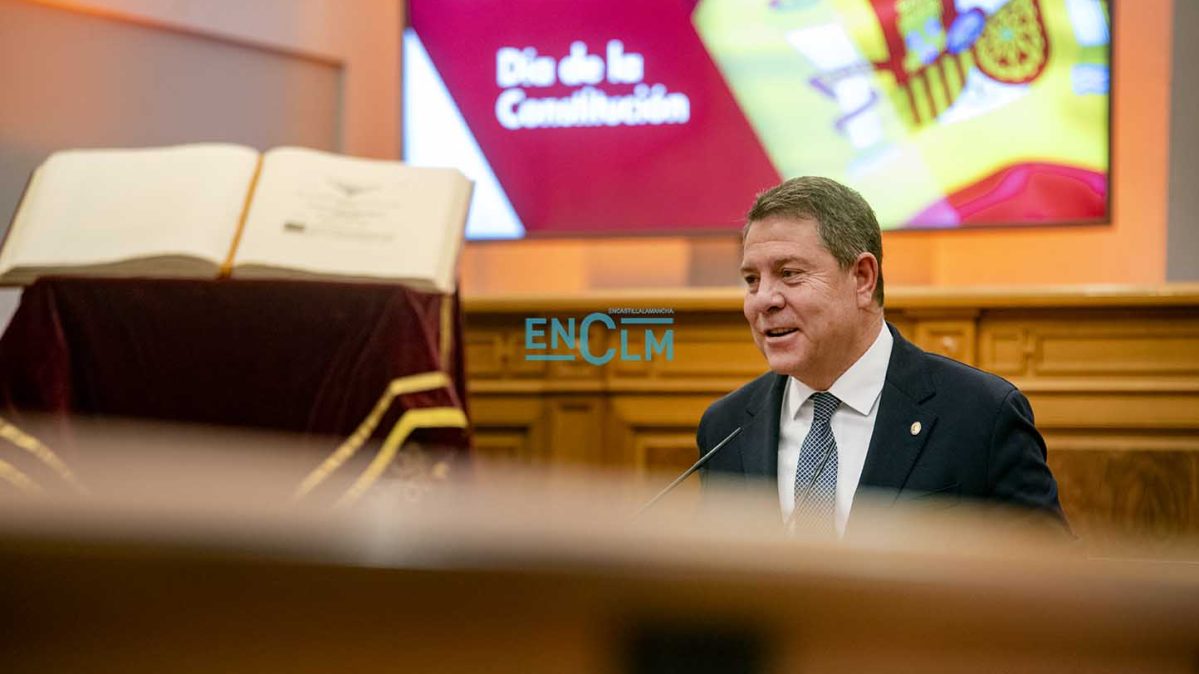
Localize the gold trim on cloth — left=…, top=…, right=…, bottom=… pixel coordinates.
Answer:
left=334, top=406, right=467, bottom=508
left=0, top=416, right=85, bottom=493
left=0, top=457, right=39, bottom=492
left=294, top=371, right=462, bottom=502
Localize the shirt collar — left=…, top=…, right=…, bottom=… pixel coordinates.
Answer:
left=785, top=322, right=892, bottom=418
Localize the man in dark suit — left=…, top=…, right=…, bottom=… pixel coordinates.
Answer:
left=697, top=177, right=1064, bottom=535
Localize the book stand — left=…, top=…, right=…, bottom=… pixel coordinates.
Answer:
left=0, top=277, right=470, bottom=503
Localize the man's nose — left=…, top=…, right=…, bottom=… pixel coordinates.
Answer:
left=748, top=280, right=785, bottom=313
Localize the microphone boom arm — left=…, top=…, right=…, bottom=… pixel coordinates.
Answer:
left=638, top=426, right=743, bottom=514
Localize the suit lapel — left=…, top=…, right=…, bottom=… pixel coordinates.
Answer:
left=857, top=325, right=937, bottom=500
left=738, top=373, right=787, bottom=479
left=735, top=326, right=937, bottom=492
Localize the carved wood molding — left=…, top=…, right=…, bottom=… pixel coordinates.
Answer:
left=464, top=285, right=1199, bottom=547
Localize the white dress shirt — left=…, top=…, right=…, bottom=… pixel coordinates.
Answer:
left=778, top=322, right=893, bottom=536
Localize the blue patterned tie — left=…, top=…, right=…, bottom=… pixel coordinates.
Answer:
left=792, top=392, right=840, bottom=534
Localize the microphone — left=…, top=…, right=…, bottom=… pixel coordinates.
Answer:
left=639, top=426, right=742, bottom=514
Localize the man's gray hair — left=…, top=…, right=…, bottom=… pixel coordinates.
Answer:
left=744, top=176, right=884, bottom=306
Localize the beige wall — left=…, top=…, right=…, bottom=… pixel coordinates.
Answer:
left=0, top=0, right=404, bottom=332
left=28, top=0, right=403, bottom=159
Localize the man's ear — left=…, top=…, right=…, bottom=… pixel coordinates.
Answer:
left=852, top=252, right=879, bottom=308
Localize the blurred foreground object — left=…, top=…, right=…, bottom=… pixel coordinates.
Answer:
left=1, top=453, right=1196, bottom=674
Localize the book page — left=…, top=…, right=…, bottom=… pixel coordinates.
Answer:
left=232, top=147, right=470, bottom=293
left=0, top=144, right=259, bottom=275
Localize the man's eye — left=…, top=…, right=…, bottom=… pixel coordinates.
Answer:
left=781, top=269, right=801, bottom=279
left=743, top=275, right=758, bottom=286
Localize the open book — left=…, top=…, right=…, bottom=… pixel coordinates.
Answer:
left=0, top=144, right=473, bottom=293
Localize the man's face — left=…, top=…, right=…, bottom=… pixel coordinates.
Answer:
left=740, top=215, right=868, bottom=388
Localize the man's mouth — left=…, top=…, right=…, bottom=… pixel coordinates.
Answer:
left=763, top=327, right=798, bottom=339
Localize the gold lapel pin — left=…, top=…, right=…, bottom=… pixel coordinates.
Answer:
left=910, top=421, right=922, bottom=436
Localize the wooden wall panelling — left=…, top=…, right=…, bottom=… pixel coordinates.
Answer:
left=978, top=310, right=1199, bottom=431
left=463, top=330, right=506, bottom=378
left=977, top=326, right=1031, bottom=377
left=546, top=396, right=607, bottom=466
left=465, top=311, right=608, bottom=472
left=1049, top=447, right=1199, bottom=555
left=608, top=395, right=716, bottom=473
left=1026, top=390, right=1199, bottom=430
left=607, top=316, right=763, bottom=392
left=898, top=310, right=979, bottom=364
left=464, top=287, right=1199, bottom=552
left=1018, top=311, right=1199, bottom=378
left=978, top=309, right=1199, bottom=379
left=468, top=396, right=546, bottom=465
left=974, top=308, right=1199, bottom=552
left=881, top=315, right=916, bottom=340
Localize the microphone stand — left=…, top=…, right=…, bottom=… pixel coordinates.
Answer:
left=638, top=426, right=742, bottom=514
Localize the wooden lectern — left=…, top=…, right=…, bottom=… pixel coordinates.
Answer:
left=0, top=469, right=1195, bottom=674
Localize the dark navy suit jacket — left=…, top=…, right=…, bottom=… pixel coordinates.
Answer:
left=697, top=323, right=1065, bottom=525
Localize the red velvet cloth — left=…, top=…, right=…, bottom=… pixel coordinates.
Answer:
left=0, top=277, right=468, bottom=438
